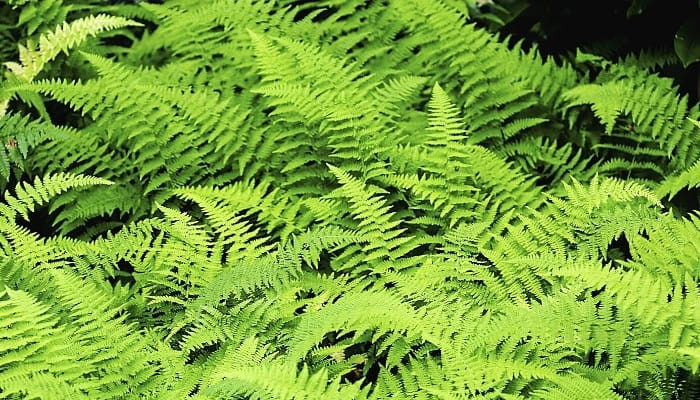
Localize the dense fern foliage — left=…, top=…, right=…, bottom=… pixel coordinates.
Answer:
left=1, top=0, right=700, bottom=398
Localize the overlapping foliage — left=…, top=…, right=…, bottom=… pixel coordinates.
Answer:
left=1, top=0, right=700, bottom=399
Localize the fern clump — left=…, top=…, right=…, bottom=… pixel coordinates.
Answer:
left=0, top=1, right=699, bottom=399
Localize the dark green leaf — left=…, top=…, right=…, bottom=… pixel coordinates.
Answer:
left=674, top=17, right=700, bottom=67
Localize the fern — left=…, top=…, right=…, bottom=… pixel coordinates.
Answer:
left=203, top=362, right=369, bottom=400
left=1, top=172, right=112, bottom=221
left=0, top=272, right=157, bottom=399
left=1, top=0, right=700, bottom=398
left=563, top=58, right=700, bottom=173
left=656, top=158, right=700, bottom=201
left=3, top=14, right=141, bottom=83
left=0, top=113, right=73, bottom=186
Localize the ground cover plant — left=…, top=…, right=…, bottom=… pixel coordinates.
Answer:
left=1, top=0, right=700, bottom=398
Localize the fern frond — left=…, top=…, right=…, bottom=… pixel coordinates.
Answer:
left=0, top=113, right=73, bottom=183
left=173, top=180, right=308, bottom=245
left=203, top=362, right=368, bottom=400
left=2, top=172, right=112, bottom=221
left=656, top=158, right=700, bottom=200
left=3, top=14, right=142, bottom=83
left=563, top=61, right=699, bottom=170
left=0, top=269, right=157, bottom=399
left=0, top=288, right=79, bottom=399
left=325, top=164, right=426, bottom=272
left=286, top=289, right=425, bottom=362
left=511, top=43, right=580, bottom=110
left=560, top=174, right=662, bottom=216
left=426, top=82, right=467, bottom=144
left=498, top=136, right=596, bottom=188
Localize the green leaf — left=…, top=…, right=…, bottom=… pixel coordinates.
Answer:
left=674, top=17, right=700, bottom=67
